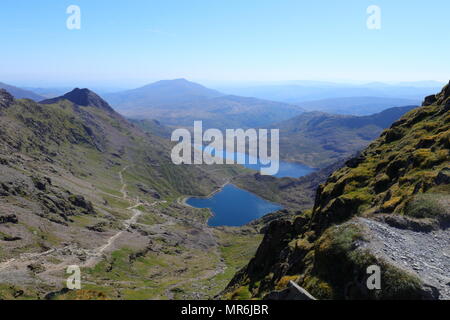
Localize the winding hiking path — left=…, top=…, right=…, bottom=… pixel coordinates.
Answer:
left=84, top=166, right=148, bottom=265
left=0, top=165, right=227, bottom=300
left=0, top=166, right=151, bottom=273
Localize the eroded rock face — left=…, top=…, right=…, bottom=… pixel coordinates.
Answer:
left=136, top=183, right=161, bottom=199
left=0, top=89, right=14, bottom=109
left=0, top=214, right=18, bottom=224
left=436, top=81, right=450, bottom=105
left=422, top=94, right=437, bottom=106
left=435, top=168, right=450, bottom=185
left=68, top=195, right=95, bottom=214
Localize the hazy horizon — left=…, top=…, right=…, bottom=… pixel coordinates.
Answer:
left=3, top=78, right=448, bottom=94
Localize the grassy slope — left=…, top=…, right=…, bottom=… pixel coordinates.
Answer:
left=223, top=83, right=450, bottom=300
left=272, top=106, right=416, bottom=168
left=0, top=95, right=260, bottom=300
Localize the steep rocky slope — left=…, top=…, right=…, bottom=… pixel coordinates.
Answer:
left=223, top=83, right=450, bottom=300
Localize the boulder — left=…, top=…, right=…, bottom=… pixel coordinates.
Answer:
left=345, top=154, right=366, bottom=168
left=0, top=213, right=18, bottom=224
left=435, top=168, right=450, bottom=185
left=422, top=94, right=437, bottom=106
left=68, top=195, right=95, bottom=214
left=136, top=183, right=161, bottom=199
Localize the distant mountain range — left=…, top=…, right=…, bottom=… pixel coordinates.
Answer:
left=2, top=79, right=441, bottom=122
left=105, top=78, right=223, bottom=108
left=271, top=105, right=417, bottom=168
left=0, top=82, right=45, bottom=101
left=215, top=81, right=443, bottom=105
left=296, top=96, right=419, bottom=116
left=23, top=87, right=74, bottom=99
left=103, top=79, right=305, bottom=129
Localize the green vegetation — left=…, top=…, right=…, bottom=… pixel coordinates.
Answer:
left=0, top=89, right=255, bottom=300
left=271, top=106, right=415, bottom=168
left=222, top=83, right=450, bottom=300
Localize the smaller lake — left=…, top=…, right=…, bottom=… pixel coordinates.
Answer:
left=186, top=184, right=283, bottom=227
left=199, top=145, right=315, bottom=178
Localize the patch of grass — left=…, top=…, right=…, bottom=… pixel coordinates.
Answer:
left=309, top=222, right=426, bottom=299
left=405, top=193, right=449, bottom=222
left=137, top=212, right=165, bottom=226
left=230, top=286, right=252, bottom=300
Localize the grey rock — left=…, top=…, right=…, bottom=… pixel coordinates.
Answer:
left=0, top=213, right=18, bottom=224
left=435, top=168, right=450, bottom=185
left=0, top=89, right=14, bottom=109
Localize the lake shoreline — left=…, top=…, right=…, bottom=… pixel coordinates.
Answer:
left=179, top=179, right=231, bottom=209
left=183, top=183, right=284, bottom=227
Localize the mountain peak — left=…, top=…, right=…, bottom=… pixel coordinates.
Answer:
left=41, top=88, right=114, bottom=112
left=170, top=78, right=189, bottom=82
left=105, top=79, right=223, bottom=109
left=146, top=78, right=213, bottom=90
left=0, top=89, right=14, bottom=108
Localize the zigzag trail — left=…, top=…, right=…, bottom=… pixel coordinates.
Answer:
left=0, top=166, right=159, bottom=274
left=0, top=166, right=226, bottom=299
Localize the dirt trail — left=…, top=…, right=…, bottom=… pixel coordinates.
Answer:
left=83, top=167, right=143, bottom=264
left=0, top=165, right=228, bottom=300
left=0, top=166, right=156, bottom=275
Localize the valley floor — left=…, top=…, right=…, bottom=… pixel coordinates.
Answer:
left=0, top=166, right=263, bottom=300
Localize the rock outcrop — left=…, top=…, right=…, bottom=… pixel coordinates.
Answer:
left=0, top=89, right=14, bottom=109
left=0, top=214, right=18, bottom=224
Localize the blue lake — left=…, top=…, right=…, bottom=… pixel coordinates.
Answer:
left=243, top=160, right=314, bottom=178
left=199, top=146, right=315, bottom=178
left=186, top=184, right=283, bottom=227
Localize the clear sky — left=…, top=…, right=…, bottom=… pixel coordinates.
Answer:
left=1, top=0, right=449, bottom=87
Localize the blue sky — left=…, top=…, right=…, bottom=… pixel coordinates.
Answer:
left=1, top=0, right=449, bottom=87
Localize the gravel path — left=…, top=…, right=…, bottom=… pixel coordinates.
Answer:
left=359, top=218, right=450, bottom=299
left=0, top=166, right=157, bottom=279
